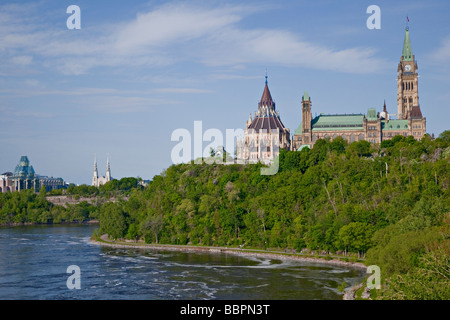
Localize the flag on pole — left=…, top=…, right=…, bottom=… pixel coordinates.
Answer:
left=407, top=16, right=410, bottom=22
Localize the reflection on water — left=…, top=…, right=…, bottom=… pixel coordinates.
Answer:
left=0, top=225, right=365, bottom=300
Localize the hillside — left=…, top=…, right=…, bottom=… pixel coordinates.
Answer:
left=93, top=132, right=449, bottom=300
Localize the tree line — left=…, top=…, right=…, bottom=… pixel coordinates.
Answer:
left=0, top=177, right=141, bottom=224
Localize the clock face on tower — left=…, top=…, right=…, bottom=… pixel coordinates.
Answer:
left=404, top=65, right=411, bottom=72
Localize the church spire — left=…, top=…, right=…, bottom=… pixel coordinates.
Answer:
left=106, top=155, right=111, bottom=180
left=402, top=26, right=413, bottom=61
left=92, top=154, right=98, bottom=186
left=93, top=154, right=98, bottom=177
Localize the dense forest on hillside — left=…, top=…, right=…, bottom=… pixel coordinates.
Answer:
left=97, top=133, right=448, bottom=252
left=95, top=132, right=449, bottom=299
left=1, top=132, right=449, bottom=299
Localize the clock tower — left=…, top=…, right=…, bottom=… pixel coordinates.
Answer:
left=397, top=27, right=419, bottom=120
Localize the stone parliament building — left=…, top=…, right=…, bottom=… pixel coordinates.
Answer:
left=292, top=26, right=426, bottom=150
left=238, top=26, right=427, bottom=163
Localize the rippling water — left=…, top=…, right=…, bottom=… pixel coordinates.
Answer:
left=0, top=225, right=365, bottom=300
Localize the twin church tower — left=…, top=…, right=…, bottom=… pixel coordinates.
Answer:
left=92, top=156, right=112, bottom=187
left=237, top=26, right=426, bottom=163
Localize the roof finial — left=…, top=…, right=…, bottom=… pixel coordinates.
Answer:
left=406, top=15, right=409, bottom=30
left=265, top=69, right=268, bottom=84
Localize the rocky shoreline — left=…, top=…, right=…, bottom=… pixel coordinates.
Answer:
left=0, top=220, right=99, bottom=228
left=90, top=236, right=367, bottom=271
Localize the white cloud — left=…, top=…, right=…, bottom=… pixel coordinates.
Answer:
left=0, top=87, right=210, bottom=98
left=201, top=27, right=385, bottom=73
left=429, top=35, right=450, bottom=63
left=11, top=55, right=33, bottom=66
left=154, top=88, right=213, bottom=94
left=114, top=3, right=243, bottom=54
left=0, top=2, right=388, bottom=75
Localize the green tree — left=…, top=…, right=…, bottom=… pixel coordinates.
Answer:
left=99, top=202, right=128, bottom=240
left=335, top=222, right=374, bottom=255
left=366, top=227, right=442, bottom=275
left=140, top=214, right=164, bottom=244
left=39, top=185, right=47, bottom=196
left=378, top=248, right=450, bottom=300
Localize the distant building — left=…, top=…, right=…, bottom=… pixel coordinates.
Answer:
left=139, top=179, right=151, bottom=187
left=236, top=76, right=291, bottom=164
left=0, top=156, right=66, bottom=193
left=292, top=26, right=426, bottom=150
left=92, top=156, right=112, bottom=187
left=38, top=176, right=66, bottom=192
left=10, top=156, right=39, bottom=192
left=0, top=172, right=14, bottom=193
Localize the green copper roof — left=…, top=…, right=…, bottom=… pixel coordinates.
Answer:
left=402, top=27, right=413, bottom=61
left=381, top=119, right=409, bottom=131
left=13, top=156, right=36, bottom=179
left=294, top=123, right=302, bottom=135
left=303, top=91, right=310, bottom=101
left=366, top=108, right=378, bottom=121
left=311, top=114, right=364, bottom=131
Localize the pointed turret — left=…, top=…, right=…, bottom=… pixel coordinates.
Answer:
left=258, top=75, right=275, bottom=112
left=381, top=100, right=389, bottom=120
left=402, top=27, right=413, bottom=61
left=93, top=155, right=98, bottom=177
left=92, top=155, right=98, bottom=186
left=260, top=83, right=274, bottom=106
left=106, top=155, right=111, bottom=181
left=303, top=90, right=310, bottom=102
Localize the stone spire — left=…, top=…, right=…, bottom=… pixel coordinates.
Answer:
left=93, top=155, right=98, bottom=177
left=106, top=155, right=111, bottom=180
left=92, top=155, right=98, bottom=186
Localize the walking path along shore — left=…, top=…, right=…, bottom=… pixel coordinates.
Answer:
left=90, top=234, right=367, bottom=270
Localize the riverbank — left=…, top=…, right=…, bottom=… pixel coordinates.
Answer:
left=90, top=234, right=367, bottom=271
left=0, top=220, right=99, bottom=228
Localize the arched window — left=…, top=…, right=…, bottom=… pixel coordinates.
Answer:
left=350, top=134, right=355, bottom=143
left=358, top=133, right=364, bottom=141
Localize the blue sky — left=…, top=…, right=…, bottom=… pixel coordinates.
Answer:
left=1, top=0, right=449, bottom=185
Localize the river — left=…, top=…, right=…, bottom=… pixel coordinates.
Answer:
left=0, top=224, right=365, bottom=300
